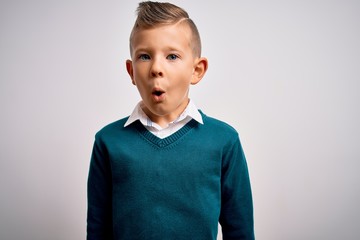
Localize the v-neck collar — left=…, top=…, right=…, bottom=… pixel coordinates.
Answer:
left=133, top=119, right=199, bottom=148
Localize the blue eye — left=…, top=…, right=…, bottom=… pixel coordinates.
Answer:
left=167, top=54, right=178, bottom=60
left=139, top=54, right=150, bottom=61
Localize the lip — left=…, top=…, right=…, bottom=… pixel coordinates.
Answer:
left=151, top=87, right=166, bottom=102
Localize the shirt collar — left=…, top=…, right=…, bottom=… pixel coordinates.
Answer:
left=124, top=99, right=203, bottom=128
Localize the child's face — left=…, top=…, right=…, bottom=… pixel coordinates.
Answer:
left=126, top=23, right=207, bottom=127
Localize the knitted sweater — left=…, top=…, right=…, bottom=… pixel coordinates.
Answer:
left=87, top=111, right=254, bottom=240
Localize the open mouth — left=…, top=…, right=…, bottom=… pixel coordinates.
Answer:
left=151, top=88, right=166, bottom=101
left=152, top=89, right=165, bottom=96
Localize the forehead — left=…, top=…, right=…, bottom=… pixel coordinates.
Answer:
left=131, top=23, right=192, bottom=52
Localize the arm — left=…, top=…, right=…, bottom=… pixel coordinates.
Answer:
left=87, top=137, right=113, bottom=240
left=219, top=137, right=255, bottom=240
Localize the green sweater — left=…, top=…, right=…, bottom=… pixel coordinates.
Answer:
left=87, top=111, right=254, bottom=240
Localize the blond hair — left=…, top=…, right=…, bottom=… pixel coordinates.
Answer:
left=129, top=1, right=202, bottom=57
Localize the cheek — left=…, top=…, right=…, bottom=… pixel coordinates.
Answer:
left=134, top=64, right=148, bottom=76
left=173, top=78, right=192, bottom=95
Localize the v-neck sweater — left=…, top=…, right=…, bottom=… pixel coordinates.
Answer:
left=87, top=111, right=254, bottom=240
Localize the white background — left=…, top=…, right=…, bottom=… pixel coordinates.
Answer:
left=1, top=0, right=360, bottom=239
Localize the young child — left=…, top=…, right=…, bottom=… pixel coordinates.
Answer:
left=87, top=1, right=254, bottom=239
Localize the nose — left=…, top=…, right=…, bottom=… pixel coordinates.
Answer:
left=150, top=58, right=163, bottom=78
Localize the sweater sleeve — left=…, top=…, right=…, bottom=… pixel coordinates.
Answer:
left=87, top=136, right=113, bottom=240
left=219, top=137, right=255, bottom=240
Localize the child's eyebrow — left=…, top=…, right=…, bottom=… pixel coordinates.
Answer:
left=133, top=46, right=185, bottom=55
left=133, top=47, right=150, bottom=53
left=132, top=47, right=154, bottom=57
left=164, top=46, right=184, bottom=54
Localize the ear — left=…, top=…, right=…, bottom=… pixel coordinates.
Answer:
left=191, top=57, right=208, bottom=85
left=126, top=59, right=136, bottom=85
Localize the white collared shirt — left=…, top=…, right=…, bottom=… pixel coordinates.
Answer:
left=124, top=99, right=203, bottom=139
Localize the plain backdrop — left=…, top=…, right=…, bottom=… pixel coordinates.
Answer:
left=1, top=0, right=360, bottom=239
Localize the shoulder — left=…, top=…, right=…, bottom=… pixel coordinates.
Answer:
left=94, top=116, right=131, bottom=141
left=200, top=110, right=238, bottom=134
left=199, top=110, right=239, bottom=142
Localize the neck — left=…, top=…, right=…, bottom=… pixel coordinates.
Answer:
left=141, top=99, right=190, bottom=128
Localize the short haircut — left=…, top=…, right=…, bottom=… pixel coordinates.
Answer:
left=129, top=1, right=202, bottom=57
